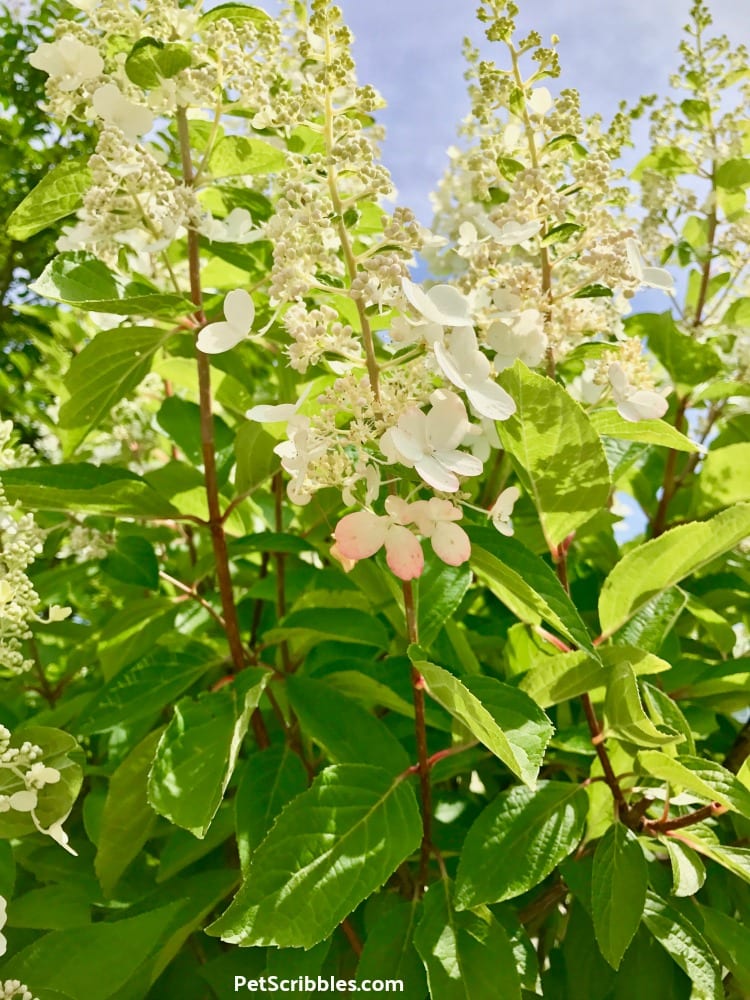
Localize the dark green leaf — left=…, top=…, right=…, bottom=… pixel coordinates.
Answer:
left=6, top=161, right=91, bottom=240
left=591, top=824, right=647, bottom=968
left=642, top=890, right=722, bottom=1000
left=102, top=535, right=159, bottom=589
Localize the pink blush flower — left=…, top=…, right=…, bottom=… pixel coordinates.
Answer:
left=333, top=510, right=424, bottom=581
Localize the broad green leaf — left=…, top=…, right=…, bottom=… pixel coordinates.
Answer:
left=59, top=328, right=172, bottom=451
left=96, top=601, right=178, bottom=680
left=411, top=656, right=538, bottom=786
left=642, top=890, right=722, bottom=1000
left=603, top=660, right=681, bottom=748
left=235, top=747, right=309, bottom=874
left=496, top=361, right=611, bottom=548
left=715, top=157, right=750, bottom=189
left=357, top=898, right=427, bottom=998
left=0, top=464, right=180, bottom=519
left=598, top=505, right=750, bottom=637
left=591, top=824, right=647, bottom=969
left=148, top=669, right=269, bottom=837
left=417, top=558, right=471, bottom=647
left=264, top=608, right=389, bottom=650
left=590, top=409, right=699, bottom=452
left=5, top=883, right=91, bottom=931
left=156, top=396, right=234, bottom=467
left=30, top=252, right=191, bottom=316
left=467, top=526, right=596, bottom=654
left=158, top=803, right=235, bottom=882
left=559, top=900, right=616, bottom=1000
left=460, top=677, right=553, bottom=787
left=199, top=3, right=272, bottom=26
left=234, top=421, right=278, bottom=493
left=286, top=675, right=410, bottom=775
left=206, top=764, right=422, bottom=948
left=631, top=146, right=696, bottom=180
left=125, top=37, right=191, bottom=88
left=209, top=136, right=287, bottom=178
left=102, top=535, right=159, bottom=589
left=414, top=880, right=521, bottom=1000
left=612, top=926, right=689, bottom=1000
left=95, top=728, right=161, bottom=896
left=625, top=312, right=722, bottom=388
left=6, top=161, right=91, bottom=240
left=697, top=904, right=750, bottom=994
left=519, top=645, right=669, bottom=708
left=1, top=902, right=184, bottom=1000
left=696, top=842, right=750, bottom=885
left=636, top=751, right=750, bottom=817
left=694, top=443, right=750, bottom=514
left=264, top=939, right=331, bottom=991
left=0, top=727, right=82, bottom=840
left=613, top=588, right=687, bottom=654
left=455, top=781, right=588, bottom=907
left=663, top=839, right=706, bottom=897
left=641, top=681, right=695, bottom=754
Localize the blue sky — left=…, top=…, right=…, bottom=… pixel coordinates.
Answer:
left=334, top=0, right=750, bottom=223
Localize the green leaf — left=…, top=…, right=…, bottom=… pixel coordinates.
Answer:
left=460, top=677, right=554, bottom=787
left=496, top=361, right=611, bottom=548
left=234, top=421, right=278, bottom=493
left=631, top=146, right=697, bottom=180
left=598, top=505, right=750, bottom=637
left=663, top=839, right=706, bottom=897
left=234, top=747, right=309, bottom=874
left=82, top=643, right=216, bottom=734
left=418, top=558, right=472, bottom=647
left=695, top=842, right=750, bottom=885
left=96, top=600, right=178, bottom=680
left=591, top=824, right=647, bottom=969
left=625, top=312, right=723, bottom=389
left=199, top=3, right=272, bottom=26
left=414, top=879, right=521, bottom=1000
left=694, top=443, right=750, bottom=514
left=519, top=645, right=669, bottom=708
left=209, top=136, right=287, bottom=178
left=125, top=37, right=191, bottom=89
left=411, top=656, right=540, bottom=786
left=590, top=409, right=699, bottom=452
left=1, top=903, right=185, bottom=999
left=715, top=157, right=750, bottom=189
left=466, top=526, right=596, bottom=654
left=286, top=675, right=410, bottom=775
left=6, top=161, right=91, bottom=240
left=30, top=252, right=191, bottom=316
left=613, top=588, right=687, bottom=654
left=102, top=535, right=159, bottom=589
left=697, top=904, right=750, bottom=994
left=206, top=764, right=422, bottom=948
left=5, top=883, right=91, bottom=931
left=264, top=607, right=389, bottom=650
left=636, top=751, right=750, bottom=817
left=59, top=327, right=172, bottom=451
left=603, top=660, right=681, bottom=748
left=0, top=727, right=82, bottom=840
left=641, top=681, right=695, bottom=754
left=357, top=898, right=427, bottom=997
left=148, top=669, right=269, bottom=837
left=95, top=728, right=161, bottom=896
left=0, top=464, right=180, bottom=519
left=540, top=222, right=583, bottom=246
left=642, top=890, right=722, bottom=1000
left=455, top=781, right=588, bottom=907
left=158, top=803, right=235, bottom=882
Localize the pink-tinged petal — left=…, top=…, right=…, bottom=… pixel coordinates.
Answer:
left=223, top=288, right=254, bottom=331
left=330, top=541, right=357, bottom=573
left=334, top=511, right=388, bottom=560
left=617, top=391, right=668, bottom=422
left=415, top=454, right=460, bottom=492
left=197, top=321, right=247, bottom=354
left=438, top=449, right=483, bottom=478
left=384, top=525, right=424, bottom=580
left=466, top=381, right=516, bottom=421
left=431, top=522, right=471, bottom=566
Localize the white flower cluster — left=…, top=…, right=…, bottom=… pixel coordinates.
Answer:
left=0, top=726, right=74, bottom=855
left=0, top=424, right=71, bottom=675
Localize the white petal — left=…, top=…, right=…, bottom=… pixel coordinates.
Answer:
left=467, top=381, right=517, bottom=421
left=607, top=362, right=629, bottom=398
left=425, top=390, right=469, bottom=451
left=430, top=521, right=471, bottom=566
left=617, top=390, right=668, bottom=422
left=403, top=278, right=472, bottom=327
left=415, top=454, right=460, bottom=492
left=438, top=449, right=484, bottom=479
left=490, top=486, right=520, bottom=520
left=529, top=87, right=553, bottom=115
left=197, top=321, right=247, bottom=354
left=641, top=266, right=675, bottom=293
left=9, top=790, right=37, bottom=812
left=434, top=340, right=469, bottom=391
left=246, top=403, right=297, bottom=423
left=223, top=288, right=254, bottom=331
